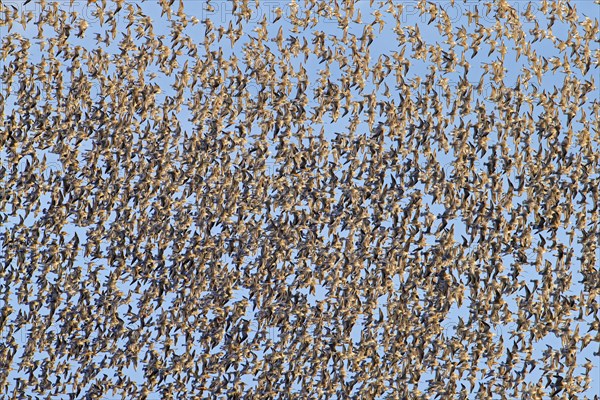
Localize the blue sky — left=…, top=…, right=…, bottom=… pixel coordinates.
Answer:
left=1, top=0, right=599, bottom=398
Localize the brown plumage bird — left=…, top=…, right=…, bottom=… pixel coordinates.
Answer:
left=0, top=0, right=597, bottom=398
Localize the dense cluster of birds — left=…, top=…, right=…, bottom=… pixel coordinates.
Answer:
left=0, top=0, right=599, bottom=398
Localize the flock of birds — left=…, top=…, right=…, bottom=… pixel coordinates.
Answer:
left=0, top=0, right=599, bottom=398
